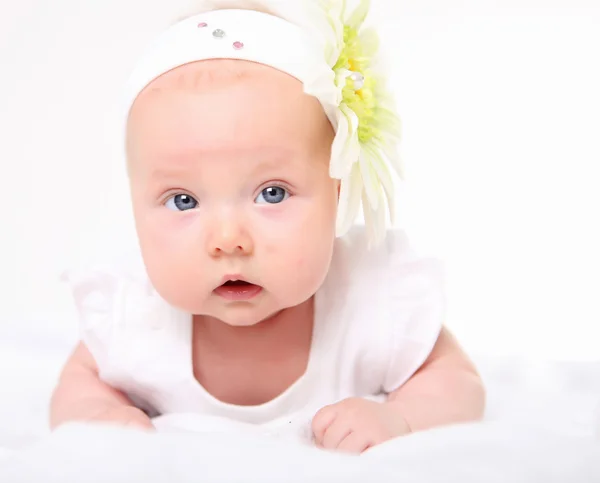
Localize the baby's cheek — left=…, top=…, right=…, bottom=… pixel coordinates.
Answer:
left=143, top=213, right=199, bottom=259
left=145, top=257, right=202, bottom=313
left=290, top=246, right=331, bottom=294
left=138, top=219, right=198, bottom=304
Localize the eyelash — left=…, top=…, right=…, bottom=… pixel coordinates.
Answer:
left=254, top=181, right=294, bottom=199
left=159, top=182, right=295, bottom=205
left=160, top=189, right=193, bottom=205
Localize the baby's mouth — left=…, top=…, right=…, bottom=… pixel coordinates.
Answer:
left=214, top=279, right=263, bottom=301
left=222, top=280, right=252, bottom=287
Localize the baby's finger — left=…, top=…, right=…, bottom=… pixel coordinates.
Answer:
left=311, top=405, right=337, bottom=445
left=337, top=431, right=371, bottom=454
left=322, top=420, right=352, bottom=449
left=92, top=406, right=154, bottom=431
left=124, top=414, right=155, bottom=430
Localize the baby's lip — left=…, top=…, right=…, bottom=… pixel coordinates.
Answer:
left=220, top=274, right=246, bottom=285
left=213, top=280, right=263, bottom=301
left=217, top=274, right=259, bottom=288
left=213, top=274, right=264, bottom=301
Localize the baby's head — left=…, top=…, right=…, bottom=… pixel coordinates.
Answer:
left=127, top=58, right=338, bottom=326
left=122, top=2, right=400, bottom=326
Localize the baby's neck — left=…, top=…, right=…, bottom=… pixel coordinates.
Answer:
left=192, top=297, right=315, bottom=355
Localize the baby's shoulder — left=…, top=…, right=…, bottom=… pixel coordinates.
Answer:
left=62, top=249, right=180, bottom=374
left=62, top=247, right=149, bottom=292
left=321, top=227, right=446, bottom=393
left=61, top=248, right=155, bottom=327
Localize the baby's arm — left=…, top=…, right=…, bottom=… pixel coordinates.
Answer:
left=386, top=326, right=485, bottom=431
left=50, top=342, right=153, bottom=430
left=312, top=327, right=484, bottom=452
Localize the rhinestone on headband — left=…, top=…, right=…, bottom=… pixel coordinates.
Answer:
left=349, top=71, right=365, bottom=91
left=233, top=41, right=244, bottom=50
left=212, top=29, right=226, bottom=39
left=197, top=22, right=208, bottom=28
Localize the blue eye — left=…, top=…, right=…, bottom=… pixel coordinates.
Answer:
left=165, top=194, right=198, bottom=211
left=255, top=186, right=289, bottom=204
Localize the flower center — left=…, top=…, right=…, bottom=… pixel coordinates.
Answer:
left=337, top=25, right=380, bottom=144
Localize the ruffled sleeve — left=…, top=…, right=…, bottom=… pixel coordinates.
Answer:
left=60, top=248, right=155, bottom=369
left=332, top=227, right=446, bottom=396
left=379, top=233, right=445, bottom=392
left=61, top=258, right=192, bottom=416
left=61, top=266, right=129, bottom=372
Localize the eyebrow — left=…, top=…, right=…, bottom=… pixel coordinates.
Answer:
left=146, top=146, right=301, bottom=180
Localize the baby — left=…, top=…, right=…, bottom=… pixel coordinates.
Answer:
left=50, top=0, right=485, bottom=453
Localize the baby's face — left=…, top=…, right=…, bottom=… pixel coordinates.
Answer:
left=126, top=60, right=338, bottom=326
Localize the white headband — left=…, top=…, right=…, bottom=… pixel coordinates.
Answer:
left=122, top=1, right=402, bottom=246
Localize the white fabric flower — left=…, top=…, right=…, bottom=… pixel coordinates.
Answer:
left=305, top=0, right=403, bottom=246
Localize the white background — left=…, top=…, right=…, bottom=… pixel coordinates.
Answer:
left=0, top=0, right=598, bottom=361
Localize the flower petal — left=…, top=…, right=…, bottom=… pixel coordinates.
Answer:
left=380, top=138, right=405, bottom=180
left=336, top=162, right=363, bottom=236
left=339, top=102, right=361, bottom=158
left=346, top=0, right=371, bottom=30
left=362, top=185, right=386, bottom=248
left=329, top=109, right=350, bottom=177
left=330, top=103, right=360, bottom=179
left=321, top=0, right=345, bottom=62
left=375, top=105, right=402, bottom=140
left=358, top=26, right=380, bottom=57
left=358, top=148, right=380, bottom=211
left=365, top=143, right=396, bottom=223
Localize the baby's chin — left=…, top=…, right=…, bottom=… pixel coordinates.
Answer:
left=193, top=306, right=287, bottom=328
left=190, top=293, right=313, bottom=328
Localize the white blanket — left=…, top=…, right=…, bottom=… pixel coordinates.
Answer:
left=1, top=329, right=599, bottom=481
left=0, top=420, right=599, bottom=482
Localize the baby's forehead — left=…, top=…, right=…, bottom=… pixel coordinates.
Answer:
left=130, top=59, right=333, bottom=131
left=127, top=60, right=334, bottom=172
left=131, top=59, right=332, bottom=139
left=141, top=59, right=277, bottom=97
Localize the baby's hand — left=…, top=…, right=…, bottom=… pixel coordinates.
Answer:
left=86, top=405, right=155, bottom=431
left=311, top=398, right=410, bottom=453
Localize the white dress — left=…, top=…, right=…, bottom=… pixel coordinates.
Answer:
left=65, top=227, right=446, bottom=441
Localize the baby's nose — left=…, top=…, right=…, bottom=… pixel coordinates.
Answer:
left=208, top=218, right=253, bottom=257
